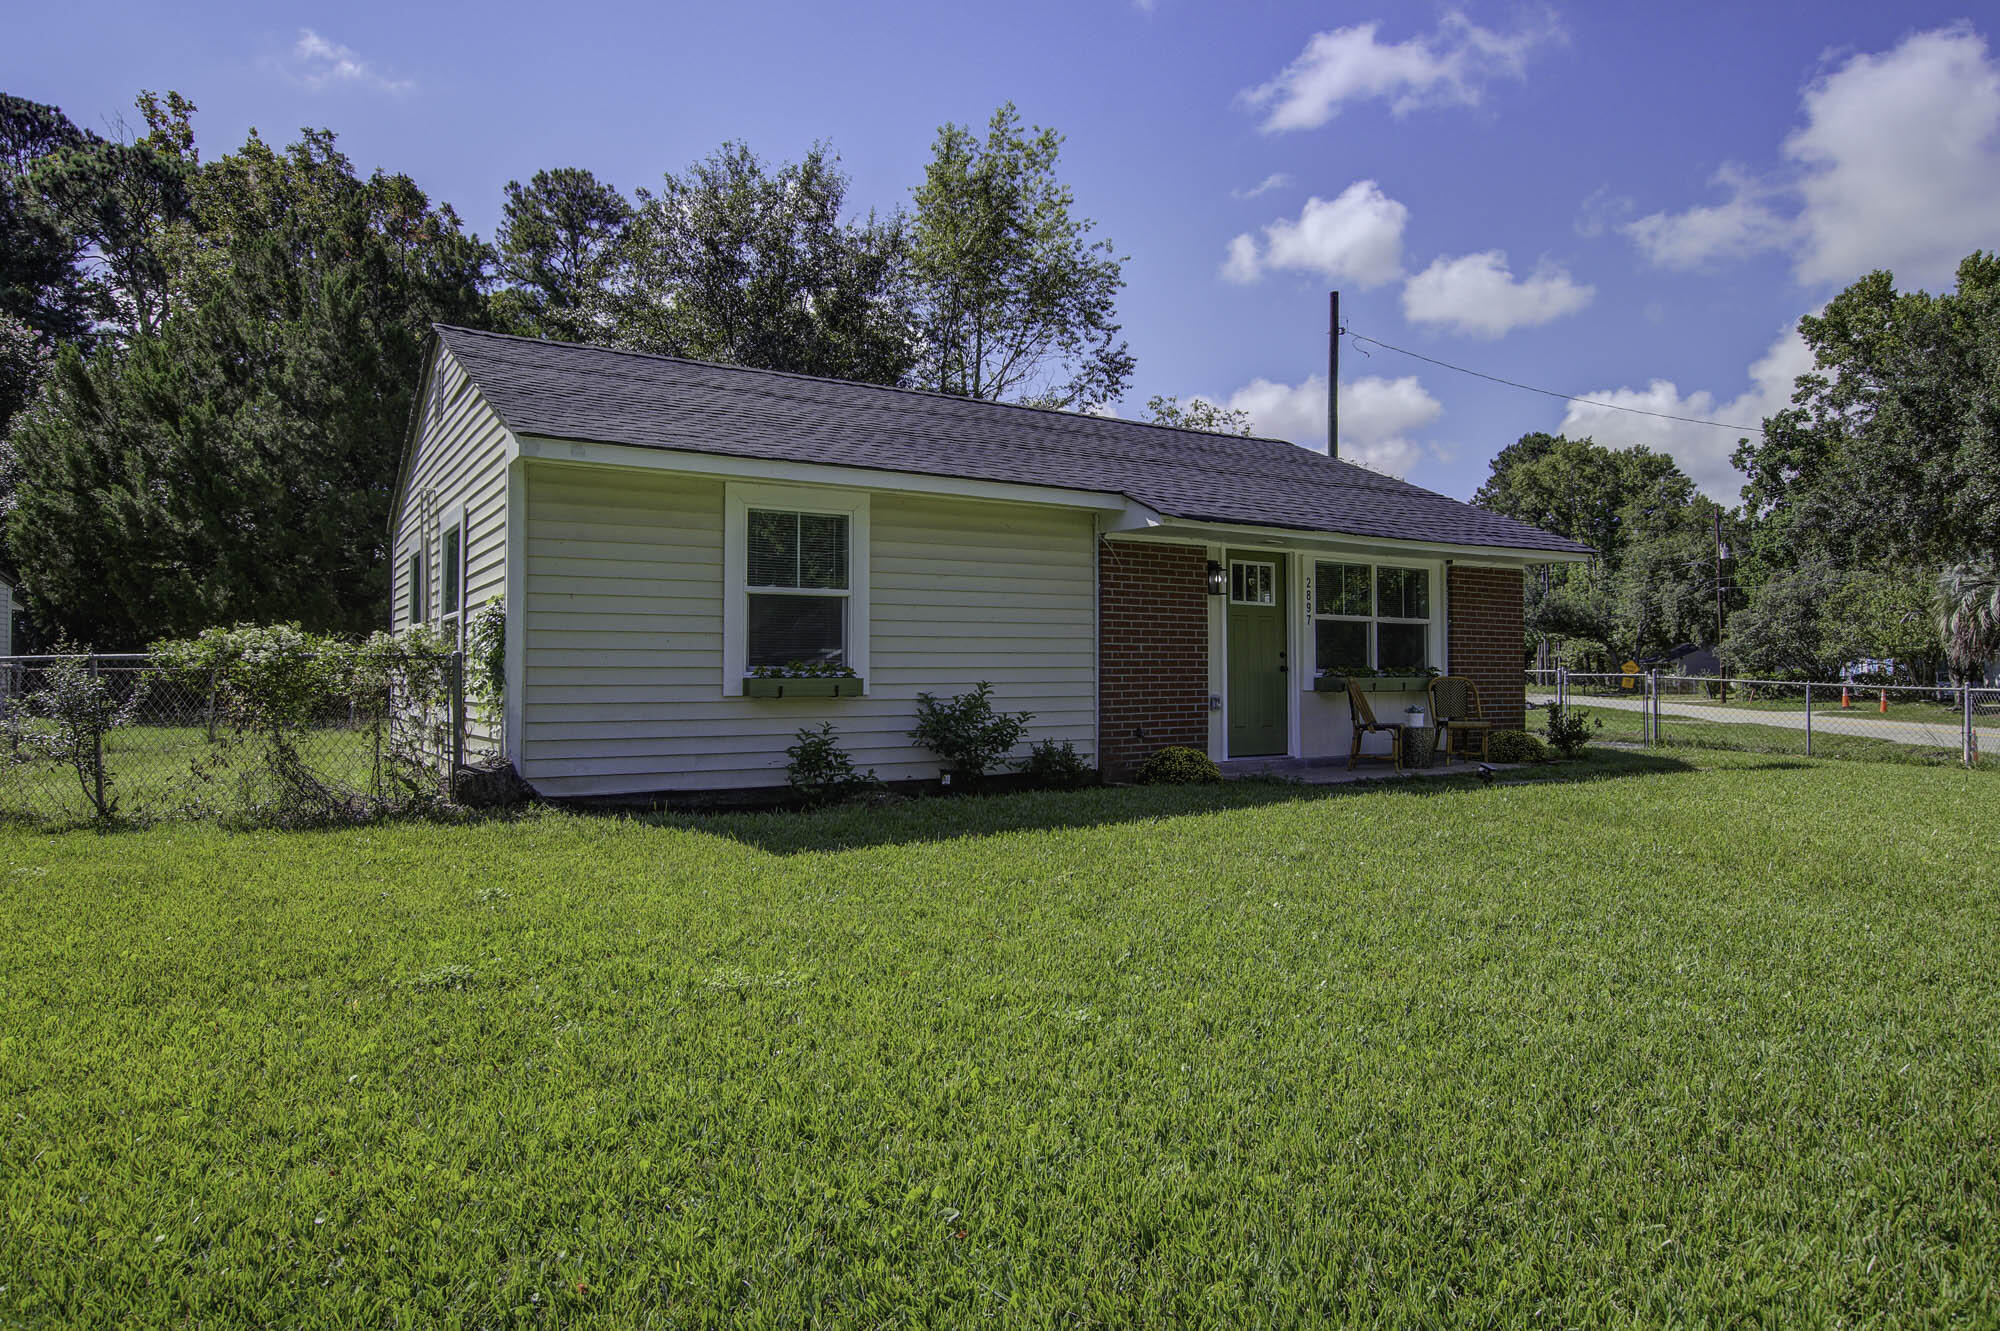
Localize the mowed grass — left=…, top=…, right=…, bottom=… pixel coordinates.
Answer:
left=3, top=750, right=1998, bottom=1327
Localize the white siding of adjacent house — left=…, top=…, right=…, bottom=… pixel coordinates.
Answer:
left=389, top=347, right=513, bottom=754
left=520, top=460, right=1097, bottom=795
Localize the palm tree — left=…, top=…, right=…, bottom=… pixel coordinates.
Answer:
left=1937, top=561, right=2000, bottom=689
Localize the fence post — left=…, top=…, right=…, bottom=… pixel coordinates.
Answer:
left=448, top=650, right=466, bottom=790
left=89, top=654, right=106, bottom=815
left=1804, top=681, right=1812, bottom=758
left=1967, top=683, right=1977, bottom=769
left=1556, top=664, right=1568, bottom=711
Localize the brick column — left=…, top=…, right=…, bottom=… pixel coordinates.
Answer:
left=1098, top=539, right=1210, bottom=780
left=1447, top=565, right=1526, bottom=730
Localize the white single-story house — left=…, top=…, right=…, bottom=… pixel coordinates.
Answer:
left=389, top=325, right=1590, bottom=797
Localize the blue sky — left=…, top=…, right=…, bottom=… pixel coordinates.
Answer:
left=9, top=3, right=1999, bottom=500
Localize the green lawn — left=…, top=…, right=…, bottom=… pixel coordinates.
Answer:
left=4, top=750, right=1997, bottom=1326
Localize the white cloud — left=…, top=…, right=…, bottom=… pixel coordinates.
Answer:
left=1574, top=186, right=1634, bottom=240
left=1557, top=327, right=1811, bottom=500
left=1621, top=26, right=2000, bottom=289
left=1221, top=372, right=1443, bottom=475
left=1220, top=233, right=1262, bottom=284
left=1221, top=180, right=1408, bottom=287
left=1786, top=26, right=2000, bottom=286
left=288, top=29, right=413, bottom=94
left=1241, top=8, right=1563, bottom=132
left=1622, top=165, right=1793, bottom=269
left=1231, top=172, right=1293, bottom=200
left=1400, top=250, right=1594, bottom=337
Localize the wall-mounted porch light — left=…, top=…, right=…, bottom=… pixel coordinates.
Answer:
left=1206, top=560, right=1226, bottom=596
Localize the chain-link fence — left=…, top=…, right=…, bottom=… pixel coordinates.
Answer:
left=0, top=650, right=467, bottom=827
left=1527, top=668, right=1996, bottom=767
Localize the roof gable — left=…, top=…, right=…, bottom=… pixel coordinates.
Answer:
left=432, top=324, right=1591, bottom=557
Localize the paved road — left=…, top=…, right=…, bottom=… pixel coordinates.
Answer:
left=1528, top=690, right=2000, bottom=755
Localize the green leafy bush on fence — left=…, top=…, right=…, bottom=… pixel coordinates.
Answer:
left=0, top=623, right=464, bottom=827
left=1, top=643, right=130, bottom=821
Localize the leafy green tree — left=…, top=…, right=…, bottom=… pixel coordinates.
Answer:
left=22, top=91, right=198, bottom=340
left=1819, top=567, right=1941, bottom=680
left=7, top=122, right=492, bottom=645
left=1145, top=394, right=1251, bottom=435
left=907, top=104, right=1132, bottom=411
left=1, top=94, right=94, bottom=349
left=1736, top=252, right=2000, bottom=572
left=605, top=142, right=910, bottom=382
left=1719, top=561, right=1844, bottom=678
left=1476, top=432, right=1743, bottom=660
left=493, top=167, right=631, bottom=341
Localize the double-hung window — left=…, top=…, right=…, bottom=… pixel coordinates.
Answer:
left=1312, top=561, right=1432, bottom=673
left=407, top=549, right=427, bottom=628
left=439, top=514, right=467, bottom=643
left=725, top=484, right=870, bottom=691
left=746, top=509, right=849, bottom=667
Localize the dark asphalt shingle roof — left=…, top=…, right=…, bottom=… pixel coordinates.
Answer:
left=434, top=325, right=1591, bottom=557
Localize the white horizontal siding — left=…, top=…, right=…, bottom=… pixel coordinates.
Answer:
left=388, top=348, right=512, bottom=754
left=520, top=461, right=1097, bottom=795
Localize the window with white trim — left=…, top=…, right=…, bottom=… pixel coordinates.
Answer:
left=723, top=483, right=870, bottom=692
left=1312, top=561, right=1431, bottom=672
left=746, top=509, right=850, bottom=667
left=1229, top=559, right=1276, bottom=605
left=433, top=511, right=468, bottom=644
left=407, top=550, right=427, bottom=627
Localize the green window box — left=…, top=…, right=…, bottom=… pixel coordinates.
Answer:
left=744, top=676, right=864, bottom=699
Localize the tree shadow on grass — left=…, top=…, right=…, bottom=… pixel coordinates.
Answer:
left=634, top=747, right=1703, bottom=856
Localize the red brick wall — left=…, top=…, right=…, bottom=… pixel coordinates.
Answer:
left=1447, top=565, right=1526, bottom=730
left=1098, top=539, right=1210, bottom=779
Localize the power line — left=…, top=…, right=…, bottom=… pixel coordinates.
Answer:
left=1343, top=329, right=1769, bottom=436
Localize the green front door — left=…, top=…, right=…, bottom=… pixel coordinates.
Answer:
left=1225, top=550, right=1288, bottom=757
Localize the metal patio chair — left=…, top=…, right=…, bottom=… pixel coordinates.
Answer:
left=1429, top=675, right=1492, bottom=764
left=1347, top=678, right=1404, bottom=773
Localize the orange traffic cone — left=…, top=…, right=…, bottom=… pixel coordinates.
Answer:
left=1841, top=684, right=1851, bottom=708
left=1879, top=689, right=1889, bottom=714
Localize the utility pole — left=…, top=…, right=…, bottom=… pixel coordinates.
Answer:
left=1714, top=510, right=1727, bottom=702
left=1327, top=290, right=1340, bottom=459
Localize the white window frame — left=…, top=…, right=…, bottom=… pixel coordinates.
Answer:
left=1309, top=559, right=1438, bottom=674
left=722, top=482, right=870, bottom=696
left=1228, top=558, right=1276, bottom=606
left=438, top=506, right=468, bottom=645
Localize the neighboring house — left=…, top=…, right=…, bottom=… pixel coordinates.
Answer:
left=1642, top=643, right=1722, bottom=676
left=390, top=326, right=1590, bottom=797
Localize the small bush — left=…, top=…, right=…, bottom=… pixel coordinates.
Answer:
left=1543, top=703, right=1597, bottom=758
left=785, top=723, right=878, bottom=805
left=1488, top=730, right=1550, bottom=764
left=1135, top=745, right=1221, bottom=785
left=1020, top=738, right=1095, bottom=789
left=910, top=682, right=1033, bottom=781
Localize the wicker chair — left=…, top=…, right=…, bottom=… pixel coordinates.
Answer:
left=1346, top=679, right=1404, bottom=772
left=1429, top=675, right=1492, bottom=763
